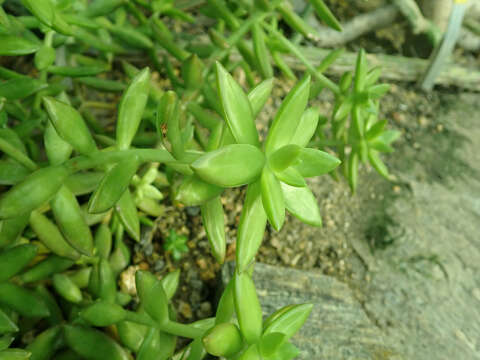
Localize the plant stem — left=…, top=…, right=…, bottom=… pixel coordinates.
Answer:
left=64, top=149, right=176, bottom=173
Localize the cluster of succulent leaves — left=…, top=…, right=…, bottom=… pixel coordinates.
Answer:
left=0, top=0, right=399, bottom=359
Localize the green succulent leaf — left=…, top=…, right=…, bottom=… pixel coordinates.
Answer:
left=260, top=167, right=285, bottom=231
left=215, top=62, right=259, bottom=146
left=0, top=35, right=41, bottom=56
left=263, top=303, right=313, bottom=339
left=191, top=144, right=265, bottom=188
left=143, top=279, right=169, bottom=325
left=51, top=186, right=94, bottom=256
left=0, top=244, right=37, bottom=282
left=88, top=156, right=139, bottom=213
left=81, top=302, right=127, bottom=327
left=275, top=167, right=307, bottom=188
left=268, top=144, right=302, bottom=173
left=368, top=149, right=390, bottom=179
left=265, top=75, right=311, bottom=153
left=281, top=182, right=322, bottom=227
left=290, top=107, right=320, bottom=147
left=202, top=323, right=243, bottom=357
left=175, top=175, right=223, bottom=206
left=293, top=148, right=341, bottom=177
left=201, top=196, right=226, bottom=264
left=310, top=0, right=342, bottom=31
left=43, top=97, right=97, bottom=155
left=64, top=325, right=129, bottom=360
left=248, top=78, right=274, bottom=118
left=115, top=189, right=140, bottom=242
left=116, top=68, right=151, bottom=150
left=234, top=271, right=263, bottom=344
left=0, top=165, right=70, bottom=220
left=236, top=181, right=267, bottom=272
left=0, top=78, right=47, bottom=100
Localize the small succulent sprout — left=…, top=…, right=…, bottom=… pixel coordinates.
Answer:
left=259, top=332, right=286, bottom=358
left=81, top=301, right=127, bottom=327
left=163, top=229, right=188, bottom=261
left=202, top=323, right=243, bottom=357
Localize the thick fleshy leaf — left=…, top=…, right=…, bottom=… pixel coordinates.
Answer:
left=81, top=302, right=127, bottom=327
left=21, top=0, right=54, bottom=26
left=0, top=166, right=70, bottom=219
left=191, top=144, right=265, bottom=188
left=143, top=280, right=169, bottom=325
left=115, top=189, right=140, bottom=242
left=202, top=323, right=243, bottom=357
left=259, top=332, right=286, bottom=358
left=348, top=152, right=359, bottom=193
left=0, top=78, right=47, bottom=100
left=116, top=68, right=150, bottom=150
left=201, top=196, right=226, bottom=264
left=43, top=97, right=97, bottom=155
left=268, top=144, right=301, bottom=173
left=289, top=107, right=320, bottom=147
left=51, top=186, right=94, bottom=256
left=44, top=121, right=73, bottom=166
left=260, top=167, right=285, bottom=231
left=30, top=211, right=81, bottom=260
left=281, top=183, right=322, bottom=227
left=252, top=24, right=273, bottom=78
left=236, top=181, right=267, bottom=272
left=368, top=149, right=389, bottom=179
left=64, top=325, right=129, bottom=360
left=265, top=76, right=311, bottom=153
left=0, top=282, right=49, bottom=318
left=88, top=157, right=139, bottom=213
left=354, top=49, right=368, bottom=93
left=0, top=160, right=29, bottom=185
left=175, top=175, right=223, bottom=206
left=0, top=309, right=18, bottom=334
left=247, top=78, right=274, bottom=117
left=274, top=167, right=306, bottom=188
left=0, top=35, right=41, bottom=56
left=234, top=272, right=263, bottom=344
left=52, top=273, right=82, bottom=303
left=160, top=269, right=180, bottom=300
left=0, top=244, right=37, bottom=282
left=263, top=303, right=313, bottom=340
left=216, top=62, right=259, bottom=146
left=293, top=148, right=341, bottom=177
left=310, top=0, right=342, bottom=31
